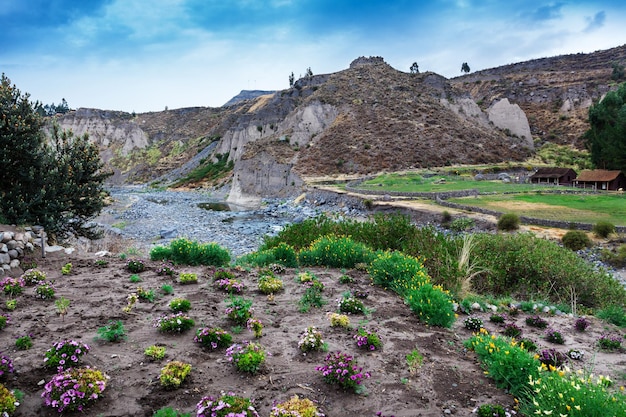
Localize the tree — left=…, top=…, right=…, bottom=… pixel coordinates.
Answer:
left=0, top=73, right=111, bottom=237
left=410, top=62, right=419, bottom=74
left=289, top=72, right=295, bottom=87
left=461, top=62, right=471, bottom=74
left=305, top=67, right=313, bottom=77
left=612, top=62, right=625, bottom=81
left=584, top=82, right=626, bottom=173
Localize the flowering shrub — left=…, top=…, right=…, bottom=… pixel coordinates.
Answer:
left=367, top=250, right=429, bottom=296
left=464, top=316, right=484, bottom=331
left=354, top=328, right=382, bottom=351
left=568, top=349, right=585, bottom=360
left=194, top=327, right=233, bottom=350
left=270, top=395, right=325, bottom=417
left=327, top=313, right=350, bottom=328
left=316, top=351, right=370, bottom=393
left=225, top=342, right=266, bottom=374
left=21, top=268, right=47, bottom=286
left=544, top=329, right=565, bottom=344
left=258, top=273, right=284, bottom=294
left=536, top=348, right=568, bottom=368
left=41, top=367, right=107, bottom=413
left=298, top=235, right=374, bottom=268
left=215, top=278, right=245, bottom=293
left=0, top=353, right=14, bottom=378
left=126, top=259, right=145, bottom=273
left=574, top=317, right=590, bottom=332
left=225, top=296, right=253, bottom=325
left=159, top=361, right=192, bottom=389
left=0, top=382, right=18, bottom=415
left=144, top=345, right=166, bottom=361
left=246, top=318, right=263, bottom=338
left=502, top=323, right=522, bottom=338
left=298, top=327, right=325, bottom=352
left=404, top=283, right=455, bottom=328
left=154, top=313, right=195, bottom=333
left=0, top=277, right=24, bottom=297
left=0, top=315, right=8, bottom=330
left=196, top=392, right=260, bottom=417
left=338, top=293, right=365, bottom=314
left=35, top=282, right=56, bottom=299
left=169, top=297, right=192, bottom=312
left=525, top=315, right=548, bottom=329
left=156, top=261, right=175, bottom=276
left=44, top=340, right=90, bottom=370
left=179, top=272, right=198, bottom=284
left=598, top=334, right=623, bottom=351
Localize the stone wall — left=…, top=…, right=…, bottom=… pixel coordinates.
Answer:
left=0, top=229, right=39, bottom=272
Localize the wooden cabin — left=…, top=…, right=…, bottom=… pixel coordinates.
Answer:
left=574, top=170, right=626, bottom=191
left=529, top=167, right=577, bottom=186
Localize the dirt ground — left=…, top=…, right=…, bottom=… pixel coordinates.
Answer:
left=1, top=248, right=625, bottom=417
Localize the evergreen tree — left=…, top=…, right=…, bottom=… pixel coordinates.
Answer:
left=461, top=62, right=471, bottom=73
left=289, top=72, right=295, bottom=87
left=410, top=62, right=419, bottom=74
left=584, top=82, right=626, bottom=172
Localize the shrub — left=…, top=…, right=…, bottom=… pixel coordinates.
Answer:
left=194, top=327, right=233, bottom=350
left=246, top=318, right=263, bottom=338
left=15, top=334, right=32, bottom=350
left=502, top=323, right=522, bottom=338
left=0, top=383, right=17, bottom=415
left=561, top=230, right=591, bottom=251
left=519, top=338, right=537, bottom=352
left=21, top=268, right=46, bottom=286
left=270, top=395, right=324, bottom=417
left=196, top=393, right=260, bottom=417
left=258, top=273, right=284, bottom=294
left=0, top=354, right=14, bottom=378
left=298, top=283, right=327, bottom=313
left=126, top=259, right=145, bottom=273
left=153, top=407, right=191, bottom=417
left=213, top=268, right=235, bottom=281
left=35, top=282, right=55, bottom=299
left=449, top=217, right=474, bottom=232
left=475, top=404, right=506, bottom=417
left=41, top=367, right=108, bottom=413
left=405, top=283, right=455, bottom=328
left=327, top=313, right=350, bottom=328
left=489, top=314, right=505, bottom=324
left=597, top=305, right=626, bottom=327
left=156, top=261, right=176, bottom=276
left=178, top=272, right=198, bottom=284
left=496, top=213, right=520, bottom=231
left=536, top=348, right=568, bottom=367
left=95, top=320, right=127, bottom=342
left=225, top=296, right=253, bottom=325
left=367, top=250, right=430, bottom=296
left=144, top=345, right=166, bottom=361
left=44, top=340, right=90, bottom=369
left=525, top=315, right=548, bottom=329
left=544, top=329, right=565, bottom=344
left=161, top=284, right=174, bottom=294
left=240, top=242, right=299, bottom=268
left=137, top=286, right=155, bottom=302
left=129, top=274, right=142, bottom=283
left=0, top=277, right=24, bottom=297
left=298, top=326, right=325, bottom=352
left=463, top=316, right=483, bottom=331
left=593, top=221, right=615, bottom=238
left=215, top=278, right=245, bottom=294
left=574, top=317, right=590, bottom=331
left=150, top=238, right=230, bottom=266
left=338, top=293, right=365, bottom=315
left=154, top=313, right=195, bottom=333
left=169, top=298, right=191, bottom=312
left=298, top=235, right=374, bottom=268
left=160, top=361, right=191, bottom=389
left=0, top=315, right=7, bottom=330
left=354, top=328, right=382, bottom=351
left=316, top=351, right=370, bottom=393
left=225, top=342, right=266, bottom=374
left=598, top=334, right=623, bottom=351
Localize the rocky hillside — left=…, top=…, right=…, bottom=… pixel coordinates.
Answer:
left=51, top=44, right=626, bottom=203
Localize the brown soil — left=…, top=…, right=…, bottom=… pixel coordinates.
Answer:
left=2, top=250, right=625, bottom=417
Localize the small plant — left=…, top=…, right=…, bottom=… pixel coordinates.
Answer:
left=297, top=271, right=315, bottom=283
left=354, top=327, right=382, bottom=351
left=225, top=342, right=267, bottom=374
left=0, top=353, right=14, bottom=378
left=593, top=221, right=615, bottom=238
left=497, top=213, right=520, bottom=231
left=215, top=278, right=245, bottom=293
left=316, top=351, right=370, bottom=393
left=94, top=259, right=109, bottom=267
left=126, top=259, right=145, bottom=273
left=574, top=316, right=590, bottom=331
left=567, top=348, right=585, bottom=360
left=327, top=312, right=351, bottom=328
left=156, top=261, right=175, bottom=276
left=339, top=274, right=354, bottom=284
left=41, top=367, right=108, bottom=413
left=161, top=284, right=174, bottom=294
left=406, top=349, right=424, bottom=375
left=4, top=299, right=16, bottom=311
left=129, top=274, right=142, bottom=283
left=55, top=297, right=70, bottom=320
left=519, top=338, right=537, bottom=352
left=154, top=312, right=195, bottom=333
left=61, top=262, right=72, bottom=275
left=196, top=392, right=260, bottom=417
left=502, top=323, right=522, bottom=338
left=144, top=345, right=166, bottom=361
left=225, top=296, right=253, bottom=325
left=0, top=315, right=7, bottom=330
left=136, top=286, right=156, bottom=302
left=338, top=293, right=365, bottom=314
left=561, top=230, right=591, bottom=251
left=44, top=339, right=90, bottom=369
left=598, top=334, right=623, bottom=351
left=475, top=404, right=507, bottom=417
left=544, top=328, right=565, bottom=344
left=213, top=268, right=235, bottom=281
left=179, top=272, right=198, bottom=284
left=464, top=316, right=484, bottom=331
left=169, top=297, right=191, bottom=312
left=270, top=395, right=324, bottom=417
left=298, top=326, right=326, bottom=352
left=0, top=277, right=24, bottom=297
left=489, top=314, right=506, bottom=324
left=258, top=273, right=284, bottom=294
left=95, top=320, right=126, bottom=342
left=525, top=315, right=548, bottom=329
left=123, top=293, right=138, bottom=313
left=298, top=283, right=327, bottom=313
left=194, top=327, right=233, bottom=350
left=246, top=318, right=263, bottom=338
left=35, top=282, right=55, bottom=299
left=21, top=268, right=46, bottom=285
left=159, top=360, right=191, bottom=389
left=15, top=334, right=33, bottom=350
left=153, top=406, right=191, bottom=417
left=0, top=382, right=18, bottom=416
left=536, top=348, right=568, bottom=368
left=449, top=217, right=475, bottom=232
left=405, top=284, right=456, bottom=328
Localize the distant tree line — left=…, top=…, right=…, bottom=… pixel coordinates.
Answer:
left=34, top=98, right=70, bottom=117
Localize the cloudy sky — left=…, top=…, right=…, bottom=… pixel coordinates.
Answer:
left=2, top=0, right=625, bottom=113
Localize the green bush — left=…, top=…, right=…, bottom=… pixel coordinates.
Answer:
left=496, top=213, right=520, bottom=231
left=449, top=217, right=474, bottom=232
left=298, top=235, right=374, bottom=268
left=367, top=250, right=430, bottom=296
left=601, top=244, right=626, bottom=268
left=593, top=221, right=615, bottom=238
left=596, top=305, right=626, bottom=327
left=153, top=407, right=191, bottom=417
left=404, top=283, right=455, bottom=328
left=159, top=360, right=191, bottom=389
left=237, top=242, right=298, bottom=268
left=0, top=383, right=17, bottom=415
left=561, top=230, right=591, bottom=251
left=150, top=238, right=230, bottom=266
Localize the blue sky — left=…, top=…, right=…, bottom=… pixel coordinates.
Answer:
left=1, top=0, right=625, bottom=113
